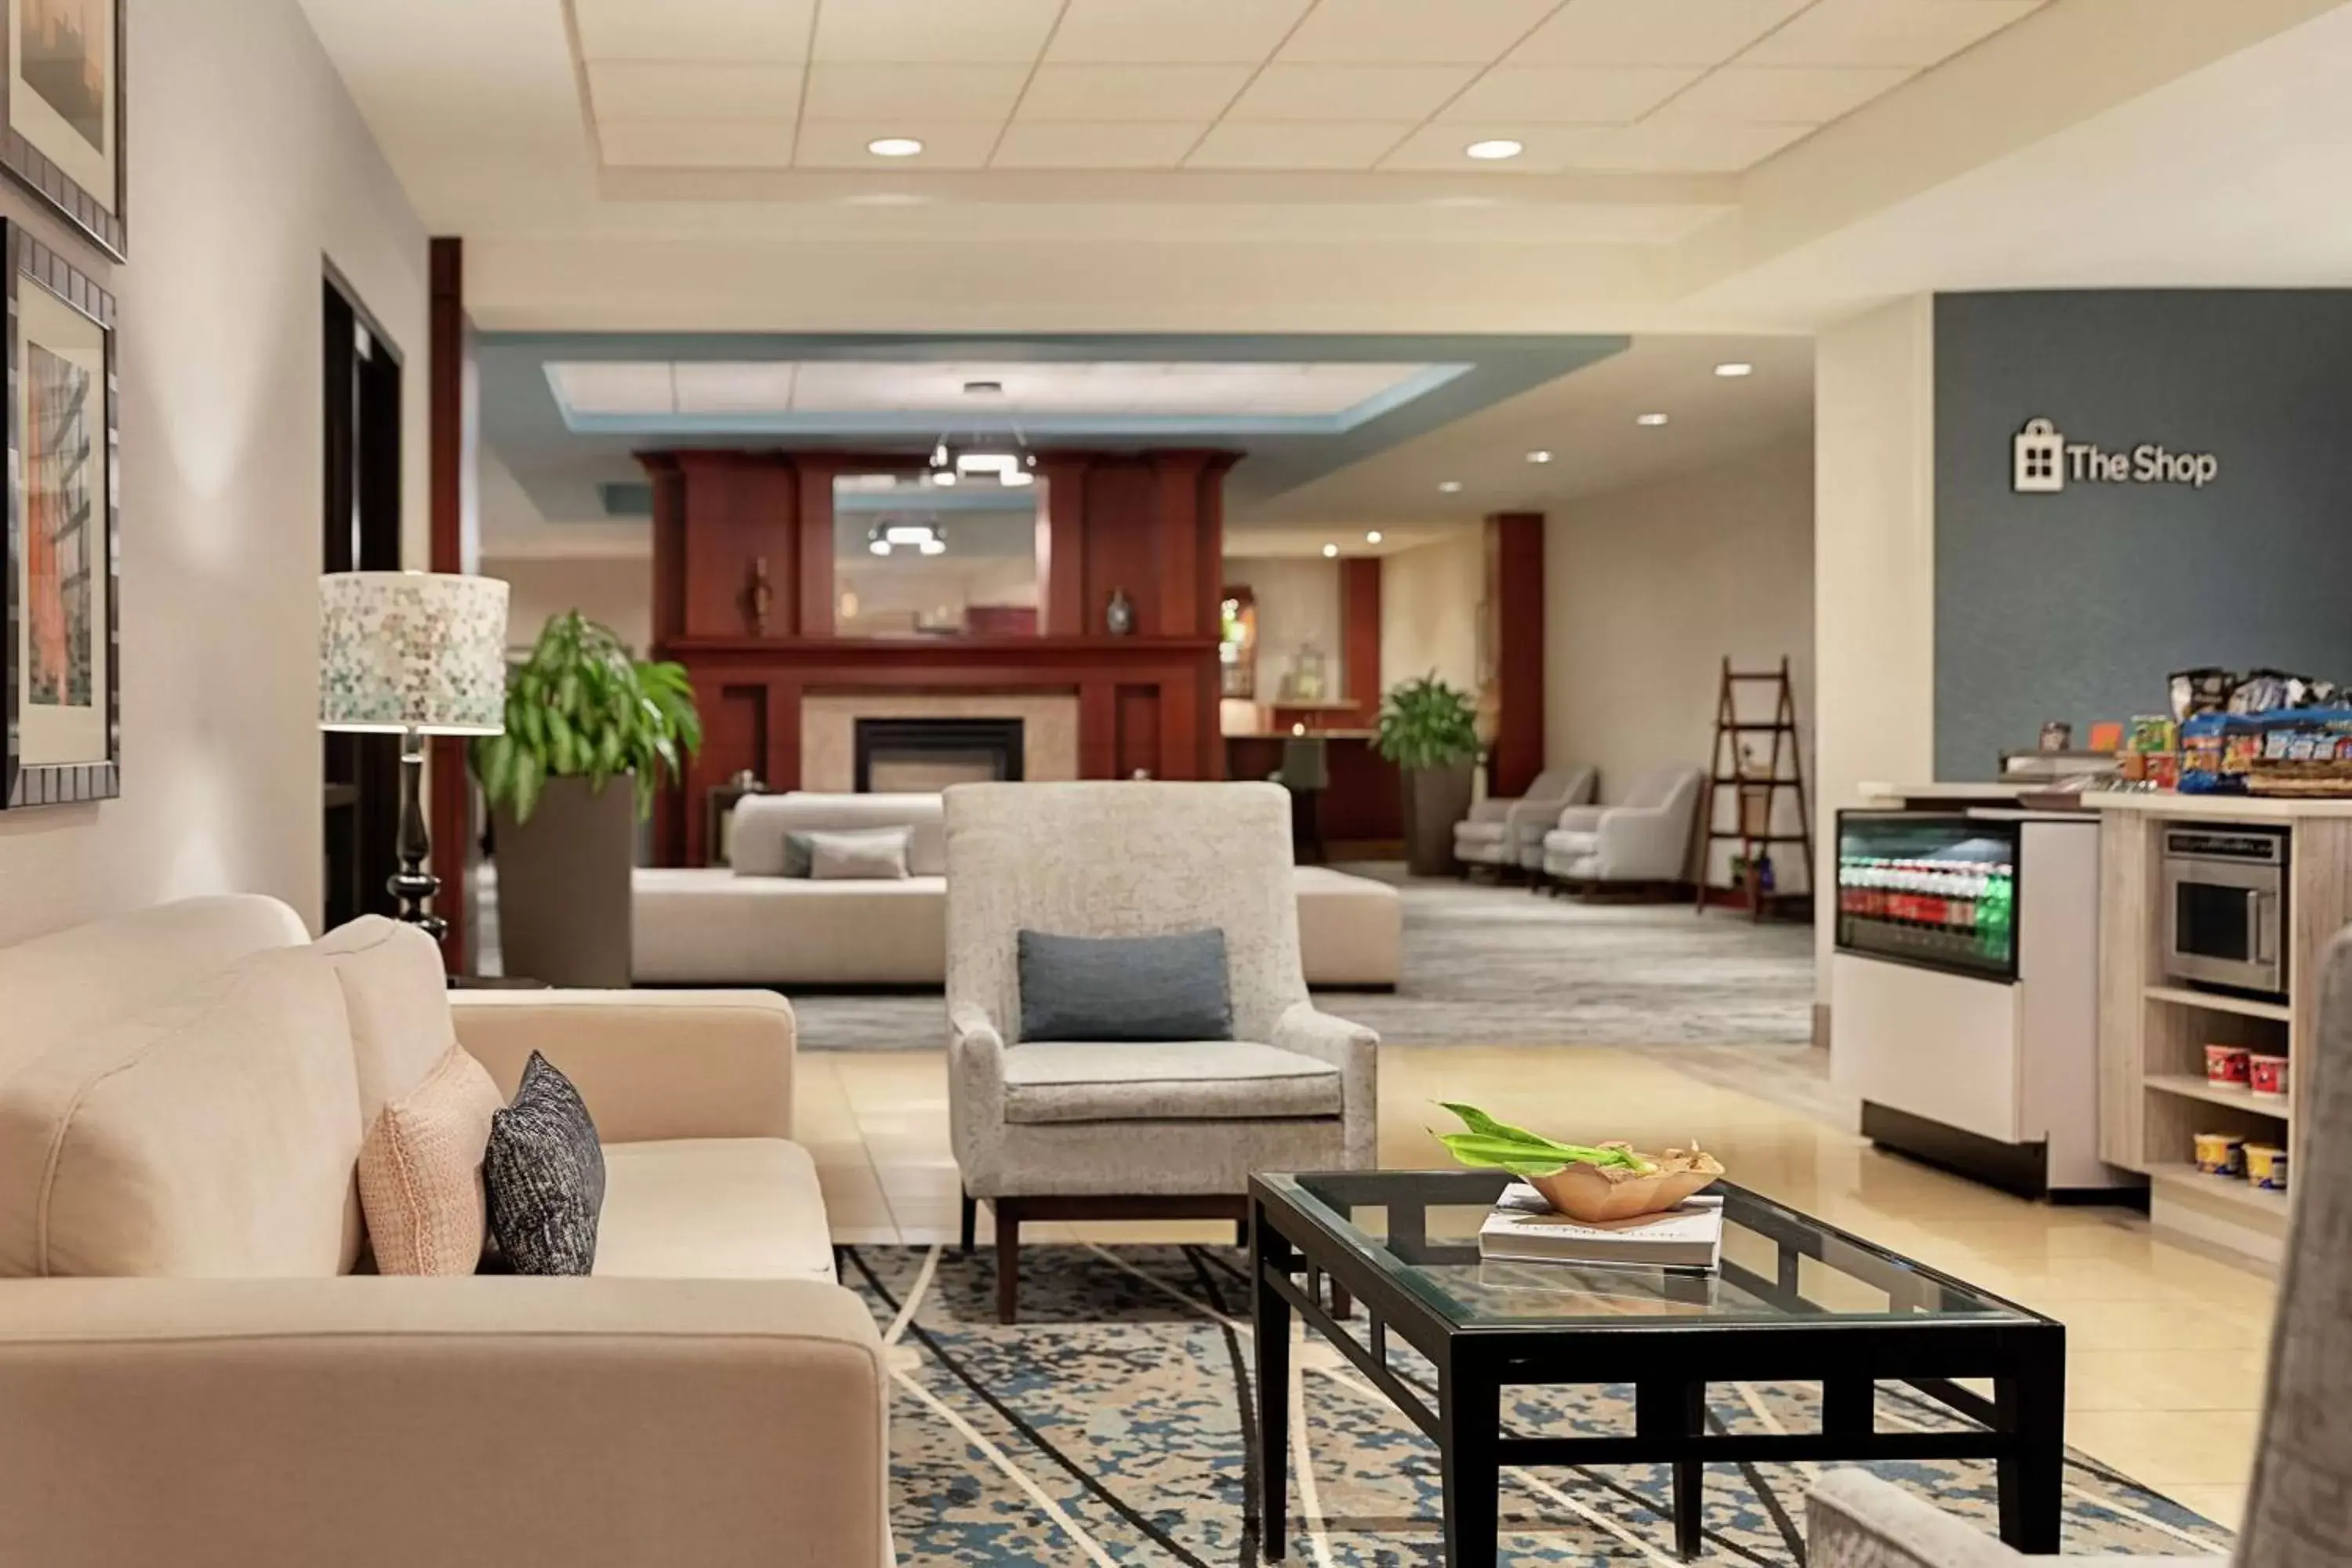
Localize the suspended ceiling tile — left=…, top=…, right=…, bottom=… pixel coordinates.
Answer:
left=547, top=361, right=677, bottom=415
left=1014, top=64, right=1254, bottom=122
left=1663, top=64, right=1915, bottom=121
left=808, top=0, right=1065, bottom=64
left=1743, top=0, right=2045, bottom=68
left=1378, top=122, right=1617, bottom=173
left=992, top=121, right=1206, bottom=169
left=673, top=362, right=801, bottom=415
left=597, top=119, right=797, bottom=168
left=1184, top=120, right=1417, bottom=170
left=1225, top=64, right=1479, bottom=122
left=585, top=61, right=803, bottom=122
left=1276, top=0, right=1563, bottom=65
left=803, top=63, right=1033, bottom=122
left=1047, top=0, right=1312, bottom=65
left=1505, top=0, right=1808, bottom=67
left=792, top=121, right=998, bottom=168
left=1438, top=65, right=1706, bottom=124
left=1566, top=117, right=1816, bottom=171
left=572, top=0, right=816, bottom=62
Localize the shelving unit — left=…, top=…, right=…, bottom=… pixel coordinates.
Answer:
left=1695, top=655, right=1812, bottom=920
left=2095, top=797, right=2347, bottom=1268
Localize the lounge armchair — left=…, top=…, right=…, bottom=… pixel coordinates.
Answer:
left=1540, top=765, right=1704, bottom=895
left=945, top=781, right=1377, bottom=1323
left=1454, top=766, right=1596, bottom=878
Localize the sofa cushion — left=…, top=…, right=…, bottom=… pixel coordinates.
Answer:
left=484, top=1053, right=606, bottom=1276
left=0, top=947, right=366, bottom=1278
left=317, top=916, right=463, bottom=1128
left=593, top=1138, right=836, bottom=1282
left=633, top=868, right=949, bottom=986
left=1453, top=820, right=1508, bottom=847
left=1000, top=1040, right=1341, bottom=1125
left=808, top=829, right=912, bottom=881
left=357, top=1041, right=505, bottom=1276
left=734, top=792, right=946, bottom=877
left=1018, top=927, right=1232, bottom=1043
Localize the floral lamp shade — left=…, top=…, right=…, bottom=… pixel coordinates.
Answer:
left=319, top=572, right=510, bottom=735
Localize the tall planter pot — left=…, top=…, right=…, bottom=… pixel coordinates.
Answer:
left=1402, top=761, right=1475, bottom=877
left=493, top=774, right=636, bottom=987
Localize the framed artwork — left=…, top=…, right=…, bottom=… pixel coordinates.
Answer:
left=4, top=223, right=116, bottom=808
left=1, top=0, right=122, bottom=260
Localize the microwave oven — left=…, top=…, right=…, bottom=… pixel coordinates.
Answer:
left=2160, top=826, right=2288, bottom=1000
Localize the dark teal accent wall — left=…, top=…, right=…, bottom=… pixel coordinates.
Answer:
left=1933, top=291, right=2352, bottom=779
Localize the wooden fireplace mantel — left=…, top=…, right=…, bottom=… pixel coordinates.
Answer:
left=644, top=448, right=1238, bottom=866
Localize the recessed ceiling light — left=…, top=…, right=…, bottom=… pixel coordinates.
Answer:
left=1714, top=362, right=1755, bottom=378
left=1465, top=138, right=1523, bottom=161
left=963, top=379, right=1003, bottom=396
left=1365, top=530, right=1384, bottom=544
left=1636, top=412, right=1670, bottom=427
left=1322, top=543, right=1339, bottom=558
left=866, top=136, right=924, bottom=158
left=1438, top=480, right=1463, bottom=493
left=1526, top=449, right=1553, bottom=464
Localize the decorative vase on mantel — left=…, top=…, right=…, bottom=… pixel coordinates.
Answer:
left=1105, top=587, right=1137, bottom=637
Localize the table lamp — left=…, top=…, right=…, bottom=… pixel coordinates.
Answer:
left=319, top=571, right=509, bottom=939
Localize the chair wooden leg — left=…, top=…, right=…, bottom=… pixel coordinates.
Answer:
left=959, top=1189, right=976, bottom=1255
left=995, top=1200, right=1022, bottom=1324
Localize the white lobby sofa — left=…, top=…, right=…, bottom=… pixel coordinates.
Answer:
left=635, top=790, right=1403, bottom=989
left=0, top=895, right=891, bottom=1568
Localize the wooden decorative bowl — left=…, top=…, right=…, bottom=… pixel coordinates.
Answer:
left=1526, top=1145, right=1726, bottom=1223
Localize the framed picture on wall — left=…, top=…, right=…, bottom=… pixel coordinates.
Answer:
left=1, top=0, right=123, bottom=260
left=4, top=223, right=117, bottom=807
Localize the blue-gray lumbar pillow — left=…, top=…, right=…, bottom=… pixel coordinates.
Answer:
left=483, top=1051, right=605, bottom=1275
left=1017, top=927, right=1234, bottom=1043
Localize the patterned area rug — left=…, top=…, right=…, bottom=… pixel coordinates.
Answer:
left=791, top=873, right=1816, bottom=1052
left=845, top=1243, right=2234, bottom=1567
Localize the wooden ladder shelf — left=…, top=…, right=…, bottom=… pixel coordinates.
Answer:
left=1696, top=655, right=1813, bottom=921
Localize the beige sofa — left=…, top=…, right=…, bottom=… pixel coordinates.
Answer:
left=634, top=790, right=1403, bottom=989
left=0, top=895, right=891, bottom=1568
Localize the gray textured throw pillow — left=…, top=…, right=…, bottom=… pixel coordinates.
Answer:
left=1017, top=928, right=1234, bottom=1043
left=782, top=826, right=909, bottom=878
left=483, top=1052, right=605, bottom=1276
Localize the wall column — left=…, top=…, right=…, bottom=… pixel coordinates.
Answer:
left=1485, top=511, right=1546, bottom=797
left=1813, top=294, right=1940, bottom=1034
left=426, top=237, right=474, bottom=972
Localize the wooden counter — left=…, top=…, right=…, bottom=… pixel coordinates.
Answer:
left=1224, top=732, right=1402, bottom=855
left=2089, top=790, right=2352, bottom=1266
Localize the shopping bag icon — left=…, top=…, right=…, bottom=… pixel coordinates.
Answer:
left=2013, top=419, right=2065, bottom=493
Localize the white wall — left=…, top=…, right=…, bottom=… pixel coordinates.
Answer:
left=1380, top=528, right=1483, bottom=698
left=1225, top=556, right=1345, bottom=701
left=0, top=0, right=429, bottom=946
left=486, top=556, right=654, bottom=657
left=1813, top=296, right=1938, bottom=999
left=1543, top=440, right=1816, bottom=887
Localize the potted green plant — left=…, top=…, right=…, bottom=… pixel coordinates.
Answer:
left=473, top=612, right=700, bottom=985
left=1373, top=673, right=1482, bottom=876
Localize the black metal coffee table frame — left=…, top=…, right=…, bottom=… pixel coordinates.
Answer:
left=1250, top=1170, right=2065, bottom=1564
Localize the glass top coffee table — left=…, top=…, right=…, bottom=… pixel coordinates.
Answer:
left=1248, top=1169, right=2063, bottom=1565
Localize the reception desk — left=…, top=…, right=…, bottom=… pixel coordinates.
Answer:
left=1225, top=731, right=1402, bottom=855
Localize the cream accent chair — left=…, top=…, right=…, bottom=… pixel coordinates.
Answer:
left=1806, top=929, right=2352, bottom=1568
left=1453, top=765, right=1596, bottom=877
left=0, top=897, right=891, bottom=1568
left=946, top=781, right=1378, bottom=1323
left=1541, top=764, right=1704, bottom=895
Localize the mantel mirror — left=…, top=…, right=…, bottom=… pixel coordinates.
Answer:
left=833, top=469, right=1048, bottom=639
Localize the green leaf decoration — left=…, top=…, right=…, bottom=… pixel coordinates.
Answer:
left=477, top=612, right=702, bottom=826
left=1430, top=1103, right=1654, bottom=1178
left=1373, top=672, right=1481, bottom=772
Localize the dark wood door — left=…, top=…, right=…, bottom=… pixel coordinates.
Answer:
left=322, top=275, right=405, bottom=930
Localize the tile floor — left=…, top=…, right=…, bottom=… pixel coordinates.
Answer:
left=800, top=1042, right=2274, bottom=1532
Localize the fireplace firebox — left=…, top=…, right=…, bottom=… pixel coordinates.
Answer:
left=854, top=717, right=1025, bottom=793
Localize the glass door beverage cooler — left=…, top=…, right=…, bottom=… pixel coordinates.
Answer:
left=1831, top=809, right=2126, bottom=1198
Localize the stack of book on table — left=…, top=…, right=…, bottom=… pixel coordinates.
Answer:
left=1478, top=1181, right=1725, bottom=1272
